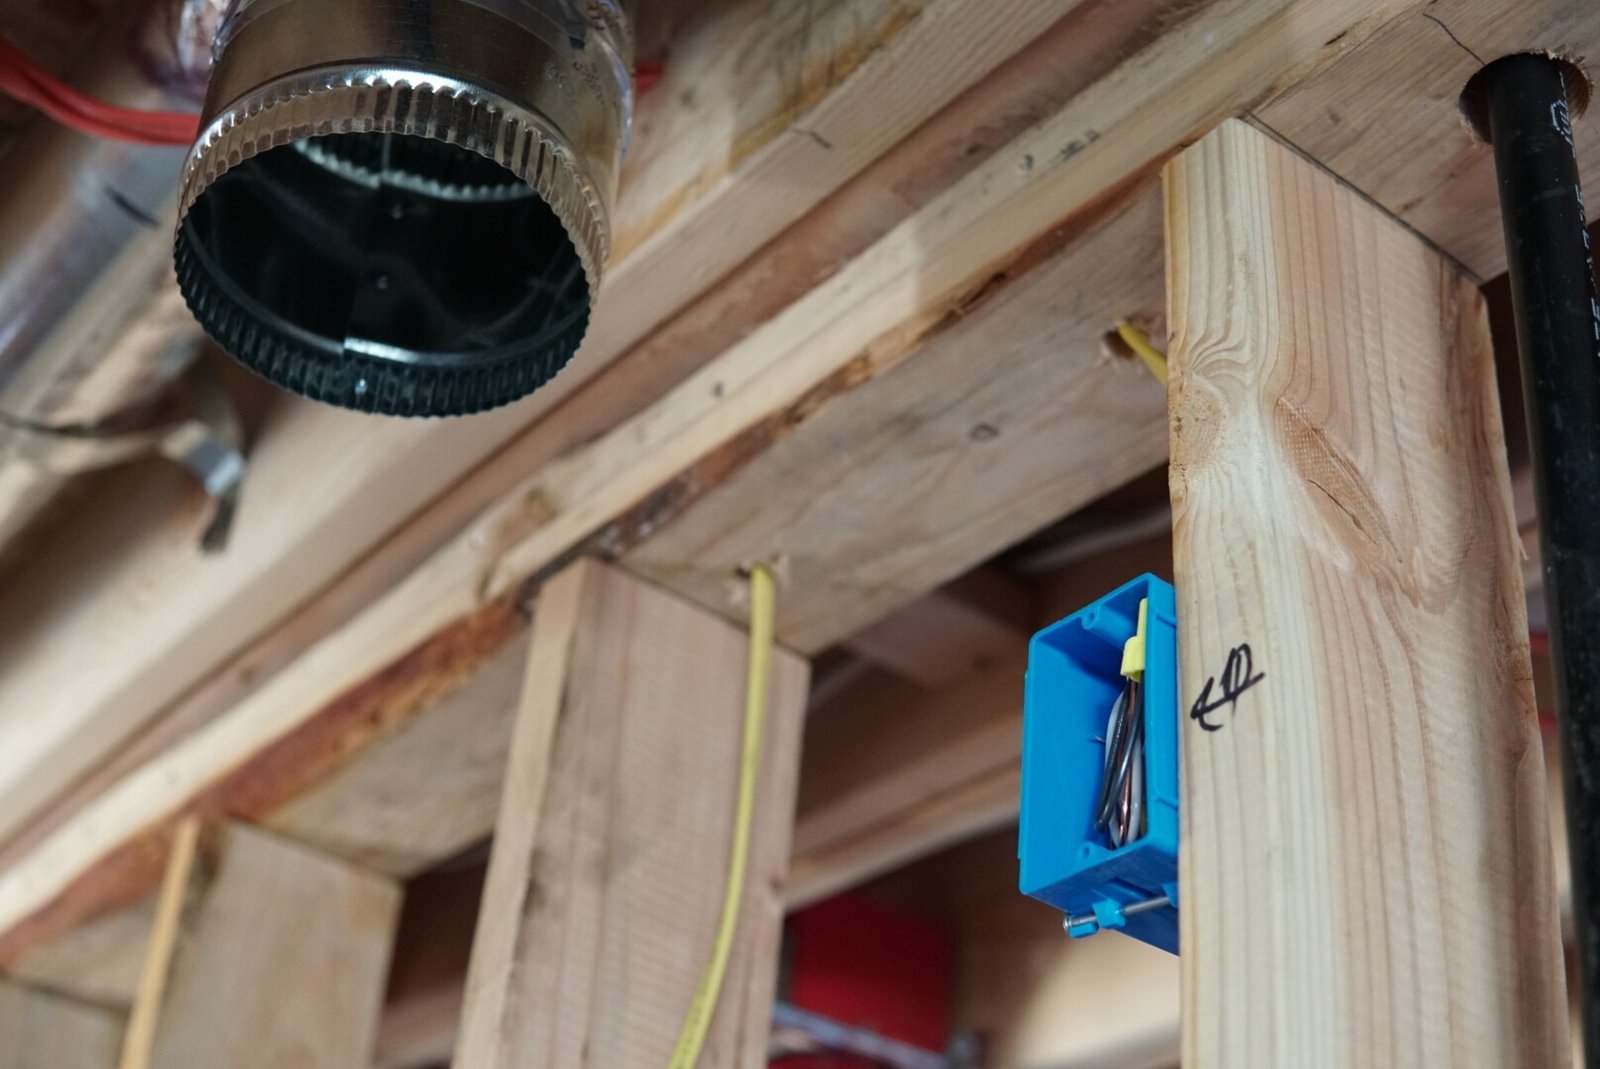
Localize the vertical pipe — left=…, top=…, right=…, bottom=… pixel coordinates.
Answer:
left=1480, top=52, right=1600, bottom=1063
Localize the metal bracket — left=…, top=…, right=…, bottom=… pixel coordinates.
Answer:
left=1, top=357, right=247, bottom=551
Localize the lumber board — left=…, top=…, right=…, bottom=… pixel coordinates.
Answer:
left=620, top=184, right=1169, bottom=651
left=142, top=824, right=399, bottom=1069
left=1256, top=0, right=1600, bottom=281
left=0, top=978, right=122, bottom=1069
left=0, top=0, right=1098, bottom=853
left=1166, top=119, right=1565, bottom=1067
left=4, top=906, right=152, bottom=1011
left=788, top=659, right=1025, bottom=909
left=482, top=0, right=1418, bottom=639
left=454, top=560, right=809, bottom=1069
left=0, top=0, right=1438, bottom=972
left=844, top=569, right=1035, bottom=687
left=262, top=637, right=528, bottom=875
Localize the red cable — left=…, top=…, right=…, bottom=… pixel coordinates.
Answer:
left=3, top=36, right=662, bottom=145
left=0, top=37, right=199, bottom=146
left=2, top=38, right=199, bottom=141
left=635, top=58, right=664, bottom=94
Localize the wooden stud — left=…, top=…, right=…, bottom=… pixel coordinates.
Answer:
left=0, top=978, right=121, bottom=1069
left=455, top=560, right=808, bottom=1069
left=142, top=824, right=400, bottom=1069
left=1165, top=119, right=1566, bottom=1066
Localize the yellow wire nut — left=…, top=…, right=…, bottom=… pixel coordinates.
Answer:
left=667, top=563, right=776, bottom=1069
left=1115, top=322, right=1168, bottom=386
left=1120, top=597, right=1149, bottom=682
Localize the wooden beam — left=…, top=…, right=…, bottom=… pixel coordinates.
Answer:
left=844, top=569, right=1035, bottom=687
left=454, top=560, right=809, bottom=1068
left=262, top=638, right=528, bottom=875
left=596, top=0, right=1436, bottom=650
left=1255, top=0, right=1600, bottom=281
left=138, top=824, right=399, bottom=1068
left=0, top=0, right=1100, bottom=851
left=0, top=978, right=122, bottom=1069
left=1166, top=119, right=1566, bottom=1065
left=788, top=660, right=1024, bottom=909
left=4, top=906, right=152, bottom=1011
left=0, top=0, right=1483, bottom=972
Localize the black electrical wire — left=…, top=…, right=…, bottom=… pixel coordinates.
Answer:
left=1475, top=52, right=1600, bottom=1061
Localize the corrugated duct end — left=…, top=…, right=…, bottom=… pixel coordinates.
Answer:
left=173, top=0, right=635, bottom=418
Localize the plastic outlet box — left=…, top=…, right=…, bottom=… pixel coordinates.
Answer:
left=1018, top=573, right=1179, bottom=953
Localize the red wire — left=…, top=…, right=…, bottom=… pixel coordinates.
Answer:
left=3, top=39, right=199, bottom=142
left=2, top=36, right=663, bottom=145
left=0, top=37, right=199, bottom=146
left=635, top=59, right=664, bottom=94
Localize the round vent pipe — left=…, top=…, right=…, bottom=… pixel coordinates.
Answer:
left=175, top=0, right=634, bottom=417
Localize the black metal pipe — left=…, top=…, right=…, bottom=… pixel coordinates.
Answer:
left=1480, top=52, right=1600, bottom=1060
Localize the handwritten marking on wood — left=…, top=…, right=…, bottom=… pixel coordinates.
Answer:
left=1187, top=644, right=1265, bottom=733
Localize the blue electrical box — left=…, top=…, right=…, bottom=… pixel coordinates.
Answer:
left=1018, top=574, right=1179, bottom=953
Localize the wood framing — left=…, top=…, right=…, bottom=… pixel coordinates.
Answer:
left=139, top=824, right=400, bottom=1068
left=843, top=569, right=1034, bottom=687
left=455, top=559, right=809, bottom=1068
left=0, top=978, right=121, bottom=1069
left=788, top=659, right=1025, bottom=909
left=1165, top=119, right=1566, bottom=1065
left=0, top=0, right=1102, bottom=849
left=4, top=0, right=1599, bottom=1017
left=1254, top=0, right=1600, bottom=280
left=0, top=0, right=1422, bottom=861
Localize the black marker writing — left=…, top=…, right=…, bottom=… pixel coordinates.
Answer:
left=1189, top=644, right=1265, bottom=732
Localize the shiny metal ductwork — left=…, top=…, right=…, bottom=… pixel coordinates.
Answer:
left=0, top=0, right=231, bottom=550
left=175, top=0, right=635, bottom=417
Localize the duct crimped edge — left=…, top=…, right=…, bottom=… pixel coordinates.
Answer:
left=174, top=66, right=609, bottom=417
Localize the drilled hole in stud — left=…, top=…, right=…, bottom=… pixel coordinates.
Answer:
left=1102, top=328, right=1137, bottom=364
left=1459, top=52, right=1593, bottom=144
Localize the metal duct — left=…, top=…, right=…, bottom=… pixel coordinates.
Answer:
left=174, top=0, right=635, bottom=417
left=0, top=0, right=227, bottom=548
left=0, top=0, right=221, bottom=422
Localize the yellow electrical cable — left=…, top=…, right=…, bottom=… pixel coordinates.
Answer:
left=1115, top=322, right=1168, bottom=386
left=667, top=563, right=776, bottom=1069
